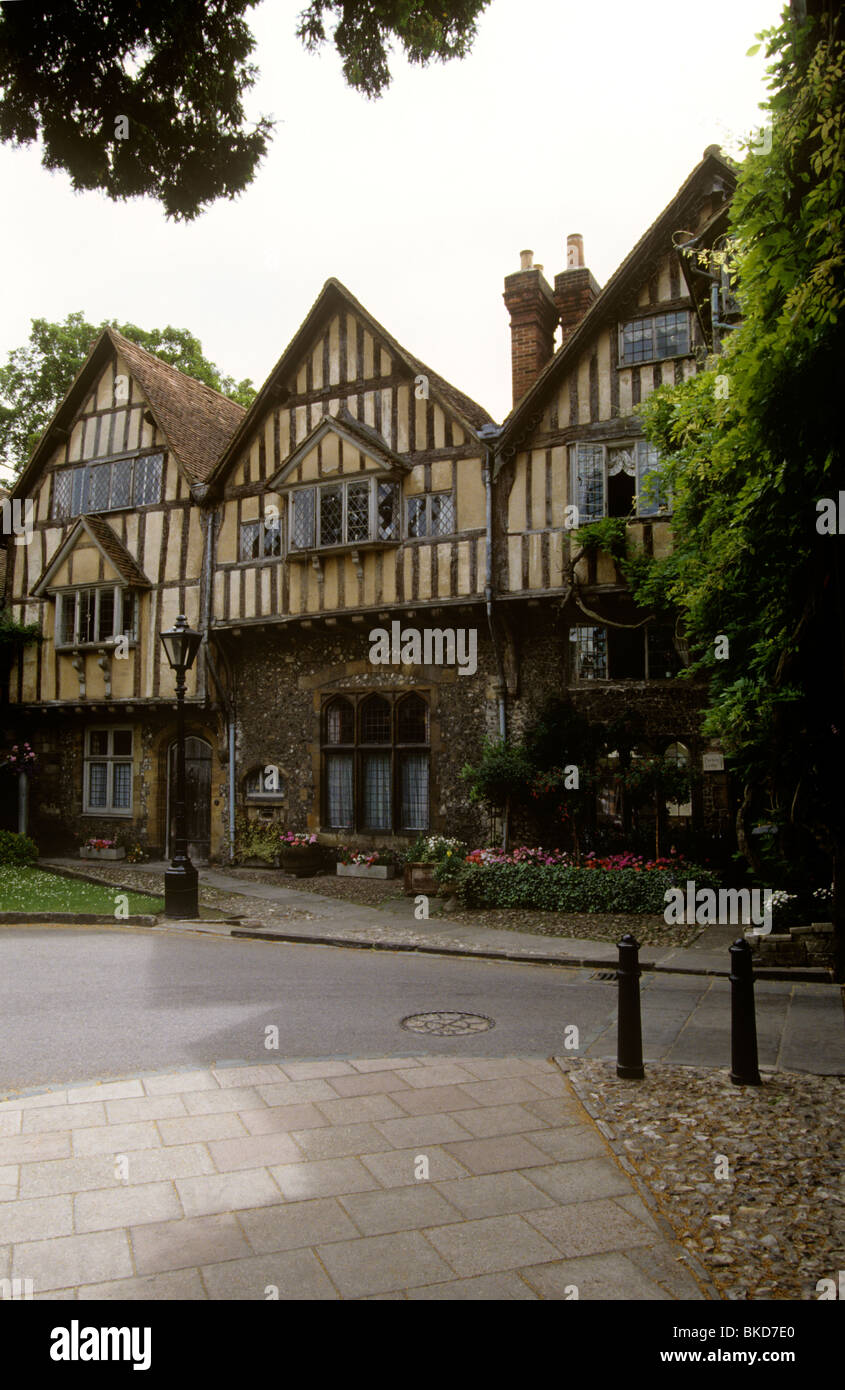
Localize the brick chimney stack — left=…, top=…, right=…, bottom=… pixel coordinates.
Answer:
left=503, top=250, right=558, bottom=407
left=554, top=234, right=600, bottom=345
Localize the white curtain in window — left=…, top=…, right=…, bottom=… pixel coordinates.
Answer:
left=363, top=752, right=391, bottom=829
left=400, top=753, right=428, bottom=830
left=327, top=753, right=353, bottom=828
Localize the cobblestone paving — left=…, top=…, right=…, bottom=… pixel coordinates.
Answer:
left=567, top=1058, right=845, bottom=1301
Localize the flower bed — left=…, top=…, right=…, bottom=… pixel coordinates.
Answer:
left=336, top=848, right=394, bottom=879
left=449, top=847, right=720, bottom=914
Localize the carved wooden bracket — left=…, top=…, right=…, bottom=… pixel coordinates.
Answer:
left=71, top=654, right=86, bottom=697
left=97, top=652, right=112, bottom=698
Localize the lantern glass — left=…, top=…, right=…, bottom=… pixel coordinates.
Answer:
left=160, top=615, right=202, bottom=673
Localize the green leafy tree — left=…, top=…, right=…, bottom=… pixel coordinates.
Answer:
left=298, top=0, right=489, bottom=98
left=631, top=5, right=845, bottom=973
left=0, top=313, right=256, bottom=478
left=460, top=736, right=533, bottom=851
left=0, top=0, right=489, bottom=220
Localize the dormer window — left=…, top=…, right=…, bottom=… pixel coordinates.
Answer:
left=51, top=452, right=163, bottom=520
left=619, top=311, right=690, bottom=365
left=288, top=478, right=399, bottom=553
left=56, top=586, right=136, bottom=648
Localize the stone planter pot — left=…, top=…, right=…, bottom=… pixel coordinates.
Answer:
left=80, top=847, right=125, bottom=861
left=279, top=845, right=322, bottom=878
left=403, top=862, right=439, bottom=896
left=337, top=863, right=395, bottom=880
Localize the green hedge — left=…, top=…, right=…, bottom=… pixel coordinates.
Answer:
left=450, top=862, right=720, bottom=914
left=0, top=830, right=39, bottom=866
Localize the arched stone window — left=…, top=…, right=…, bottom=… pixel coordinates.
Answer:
left=322, top=692, right=430, bottom=833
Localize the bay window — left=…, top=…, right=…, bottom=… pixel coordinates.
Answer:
left=56, top=586, right=136, bottom=647
left=288, top=478, right=399, bottom=552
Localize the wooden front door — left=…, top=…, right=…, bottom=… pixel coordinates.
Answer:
left=167, top=737, right=212, bottom=863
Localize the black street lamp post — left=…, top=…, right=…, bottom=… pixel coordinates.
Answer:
left=160, top=615, right=203, bottom=919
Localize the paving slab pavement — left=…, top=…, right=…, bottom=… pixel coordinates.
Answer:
left=0, top=1056, right=714, bottom=1300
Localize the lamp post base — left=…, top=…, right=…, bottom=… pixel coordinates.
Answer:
left=164, top=862, right=199, bottom=919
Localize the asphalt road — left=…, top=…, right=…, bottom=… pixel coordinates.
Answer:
left=1, top=926, right=842, bottom=1093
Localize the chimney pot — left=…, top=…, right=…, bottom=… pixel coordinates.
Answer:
left=554, top=236, right=600, bottom=346
left=519, top=249, right=534, bottom=271
left=566, top=234, right=585, bottom=269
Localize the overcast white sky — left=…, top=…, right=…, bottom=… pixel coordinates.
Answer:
left=1, top=0, right=783, bottom=431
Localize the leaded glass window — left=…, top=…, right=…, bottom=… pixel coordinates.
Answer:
left=619, top=311, right=690, bottom=365
left=50, top=452, right=163, bottom=519
left=239, top=522, right=261, bottom=561
left=405, top=492, right=454, bottom=538
left=635, top=440, right=669, bottom=516
left=56, top=587, right=136, bottom=646
left=377, top=482, right=399, bottom=540
left=52, top=470, right=72, bottom=520
left=291, top=489, right=316, bottom=549
left=319, top=486, right=343, bottom=546
left=360, top=695, right=391, bottom=743
left=346, top=482, right=370, bottom=543
left=84, top=727, right=133, bottom=814
left=570, top=625, right=608, bottom=680
left=321, top=691, right=430, bottom=832
left=289, top=478, right=402, bottom=551
left=569, top=444, right=605, bottom=522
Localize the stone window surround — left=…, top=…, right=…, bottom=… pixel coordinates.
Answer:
left=83, top=724, right=134, bottom=816
left=319, top=688, right=431, bottom=835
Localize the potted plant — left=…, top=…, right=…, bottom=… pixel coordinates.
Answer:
left=336, top=847, right=395, bottom=880
left=80, top=836, right=125, bottom=861
left=279, top=831, right=322, bottom=877
left=402, top=835, right=467, bottom=896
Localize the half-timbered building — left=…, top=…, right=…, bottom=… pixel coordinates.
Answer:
left=1, top=329, right=245, bottom=859
left=1, top=147, right=737, bottom=861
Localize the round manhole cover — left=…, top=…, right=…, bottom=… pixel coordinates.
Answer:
left=400, top=1011, right=495, bottom=1036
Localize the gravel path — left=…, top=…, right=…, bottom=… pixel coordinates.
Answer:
left=568, top=1058, right=845, bottom=1301
left=49, top=863, right=700, bottom=946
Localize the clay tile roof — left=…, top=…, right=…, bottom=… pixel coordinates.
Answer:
left=83, top=515, right=151, bottom=587
left=107, top=330, right=246, bottom=484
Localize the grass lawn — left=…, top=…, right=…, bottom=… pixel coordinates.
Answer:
left=0, top=866, right=164, bottom=916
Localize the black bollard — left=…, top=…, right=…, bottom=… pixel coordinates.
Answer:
left=729, top=938, right=761, bottom=1085
left=617, top=933, right=644, bottom=1079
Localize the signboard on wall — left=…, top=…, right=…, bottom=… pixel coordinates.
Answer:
left=702, top=752, right=725, bottom=771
